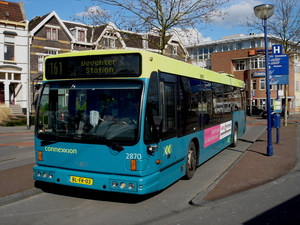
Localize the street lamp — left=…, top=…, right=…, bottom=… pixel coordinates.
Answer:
left=254, top=4, right=274, bottom=156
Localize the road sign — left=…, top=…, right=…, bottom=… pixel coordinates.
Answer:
left=272, top=45, right=283, bottom=55
left=268, top=54, right=289, bottom=85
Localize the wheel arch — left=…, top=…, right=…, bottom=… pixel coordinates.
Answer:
left=190, top=137, right=200, bottom=166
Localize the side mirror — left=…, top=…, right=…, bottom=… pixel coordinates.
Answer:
left=35, top=84, right=41, bottom=90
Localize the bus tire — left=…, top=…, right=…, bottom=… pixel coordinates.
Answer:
left=230, top=124, right=238, bottom=147
left=185, top=141, right=197, bottom=180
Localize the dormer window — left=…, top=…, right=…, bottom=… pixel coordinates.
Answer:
left=78, top=30, right=85, bottom=42
left=70, top=27, right=87, bottom=42
left=171, top=44, right=178, bottom=55
left=102, top=32, right=116, bottom=48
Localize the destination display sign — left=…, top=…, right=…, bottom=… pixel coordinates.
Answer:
left=45, top=53, right=141, bottom=79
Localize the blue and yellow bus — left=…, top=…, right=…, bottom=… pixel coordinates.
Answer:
left=33, top=49, right=246, bottom=195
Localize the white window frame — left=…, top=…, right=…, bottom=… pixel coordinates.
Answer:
left=260, top=78, right=265, bottom=90
left=78, top=30, right=86, bottom=42
left=70, top=27, right=87, bottom=42
left=103, top=36, right=116, bottom=48
left=250, top=57, right=265, bottom=69
left=46, top=25, right=59, bottom=41
left=234, top=60, right=245, bottom=71
left=4, top=35, right=15, bottom=61
left=252, top=79, right=257, bottom=90
left=38, top=55, right=44, bottom=72
left=45, top=47, right=59, bottom=55
left=171, top=44, right=178, bottom=55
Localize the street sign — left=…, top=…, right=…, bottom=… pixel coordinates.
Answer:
left=268, top=54, right=289, bottom=85
left=252, top=71, right=265, bottom=77
left=273, top=100, right=282, bottom=113
left=272, top=45, right=283, bottom=55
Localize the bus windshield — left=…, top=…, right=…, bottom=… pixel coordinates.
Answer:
left=36, top=80, right=143, bottom=145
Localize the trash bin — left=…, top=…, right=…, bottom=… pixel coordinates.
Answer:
left=271, top=113, right=281, bottom=128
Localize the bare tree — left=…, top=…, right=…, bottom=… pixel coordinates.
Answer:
left=76, top=0, right=228, bottom=54
left=244, top=0, right=300, bottom=54
left=243, top=0, right=300, bottom=126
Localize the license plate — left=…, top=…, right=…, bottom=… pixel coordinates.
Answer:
left=70, top=176, right=93, bottom=185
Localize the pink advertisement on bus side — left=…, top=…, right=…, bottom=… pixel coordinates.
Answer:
left=204, top=121, right=232, bottom=148
left=204, top=125, right=220, bottom=148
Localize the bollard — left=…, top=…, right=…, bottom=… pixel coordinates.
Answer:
left=271, top=113, right=281, bottom=143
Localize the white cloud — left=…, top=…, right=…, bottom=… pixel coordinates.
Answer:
left=172, top=28, right=211, bottom=46
left=212, top=0, right=264, bottom=28
left=74, top=6, right=108, bottom=18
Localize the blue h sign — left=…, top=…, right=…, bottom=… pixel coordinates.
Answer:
left=272, top=45, right=283, bottom=55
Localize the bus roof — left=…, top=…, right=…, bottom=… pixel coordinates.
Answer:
left=44, top=49, right=245, bottom=88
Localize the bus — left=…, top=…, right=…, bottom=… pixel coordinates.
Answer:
left=33, top=49, right=246, bottom=195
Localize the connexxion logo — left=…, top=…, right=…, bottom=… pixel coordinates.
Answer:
left=44, top=146, right=78, bottom=154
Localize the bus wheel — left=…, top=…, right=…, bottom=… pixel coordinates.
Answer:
left=185, top=141, right=197, bottom=180
left=230, top=125, right=238, bottom=147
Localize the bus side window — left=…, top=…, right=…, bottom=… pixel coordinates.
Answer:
left=163, top=84, right=176, bottom=131
left=144, top=72, right=159, bottom=144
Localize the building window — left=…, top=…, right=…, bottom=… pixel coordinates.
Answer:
left=4, top=35, right=15, bottom=61
left=256, top=40, right=262, bottom=48
left=46, top=27, right=58, bottom=40
left=78, top=30, right=85, bottom=42
left=234, top=60, right=245, bottom=71
left=236, top=42, right=242, bottom=50
left=229, top=43, right=235, bottom=50
left=296, top=81, right=299, bottom=91
left=46, top=50, right=58, bottom=55
left=171, top=45, right=178, bottom=55
left=216, top=45, right=222, bottom=52
left=260, top=78, right=265, bottom=90
left=259, top=79, right=272, bottom=90
left=223, top=44, right=228, bottom=51
left=103, top=37, right=115, bottom=48
left=260, top=99, right=266, bottom=108
left=203, top=47, right=209, bottom=59
left=71, top=28, right=86, bottom=42
left=252, top=79, right=256, bottom=90
left=198, top=48, right=203, bottom=59
left=38, top=55, right=44, bottom=72
left=190, top=48, right=197, bottom=60
left=277, top=84, right=284, bottom=90
left=250, top=57, right=265, bottom=69
left=243, top=41, right=251, bottom=49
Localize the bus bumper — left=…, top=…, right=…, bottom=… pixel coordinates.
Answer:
left=33, top=165, right=160, bottom=195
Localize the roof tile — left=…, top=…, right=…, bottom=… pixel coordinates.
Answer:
left=0, top=1, right=25, bottom=22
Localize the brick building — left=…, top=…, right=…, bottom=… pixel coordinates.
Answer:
left=187, top=33, right=300, bottom=114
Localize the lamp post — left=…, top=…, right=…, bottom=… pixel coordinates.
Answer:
left=254, top=4, right=274, bottom=156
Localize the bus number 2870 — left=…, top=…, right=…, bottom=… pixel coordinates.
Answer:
left=126, top=153, right=142, bottom=160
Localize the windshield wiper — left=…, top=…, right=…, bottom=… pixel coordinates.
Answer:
left=81, top=134, right=124, bottom=151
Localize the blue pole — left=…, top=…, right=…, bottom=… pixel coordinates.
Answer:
left=264, top=19, right=273, bottom=156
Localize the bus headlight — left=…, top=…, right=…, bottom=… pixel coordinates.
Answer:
left=112, top=181, right=118, bottom=188
left=120, top=182, right=126, bottom=189
left=128, top=183, right=135, bottom=190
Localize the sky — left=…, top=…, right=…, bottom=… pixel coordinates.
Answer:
left=8, top=0, right=270, bottom=42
